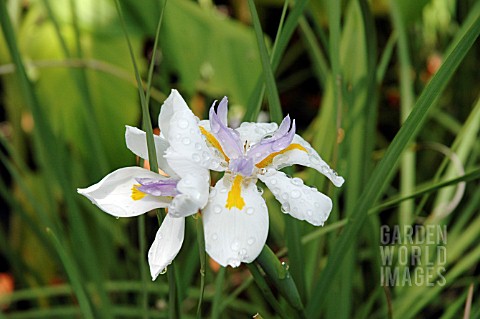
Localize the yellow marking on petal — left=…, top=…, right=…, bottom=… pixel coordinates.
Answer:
left=256, top=143, right=308, bottom=168
left=199, top=126, right=229, bottom=162
left=131, top=184, right=146, bottom=201
left=226, top=175, right=245, bottom=210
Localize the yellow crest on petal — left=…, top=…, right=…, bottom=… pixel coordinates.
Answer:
left=226, top=175, right=245, bottom=210
left=131, top=184, right=146, bottom=201
left=256, top=143, right=307, bottom=168
left=200, top=126, right=229, bottom=162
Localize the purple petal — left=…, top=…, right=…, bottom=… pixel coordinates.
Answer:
left=248, top=116, right=296, bottom=164
left=135, top=178, right=179, bottom=197
left=229, top=157, right=254, bottom=176
left=209, top=101, right=243, bottom=159
left=216, top=97, right=228, bottom=126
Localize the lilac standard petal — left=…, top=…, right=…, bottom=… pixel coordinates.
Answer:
left=229, top=157, right=254, bottom=176
left=136, top=178, right=179, bottom=197
left=248, top=116, right=296, bottom=164
left=216, top=97, right=228, bottom=125
left=209, top=103, right=243, bottom=159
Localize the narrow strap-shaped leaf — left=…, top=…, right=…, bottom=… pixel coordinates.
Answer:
left=244, top=0, right=309, bottom=122
left=196, top=214, right=206, bottom=318
left=247, top=263, right=290, bottom=319
left=306, top=11, right=480, bottom=318
left=247, top=0, right=283, bottom=123
left=255, top=245, right=305, bottom=317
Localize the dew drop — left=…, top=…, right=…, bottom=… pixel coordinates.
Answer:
left=247, top=237, right=256, bottom=245
left=211, top=233, right=218, bottom=240
left=321, top=165, right=331, bottom=174
left=231, top=241, right=240, bottom=251
left=291, top=177, right=303, bottom=186
left=227, top=258, right=241, bottom=267
left=272, top=140, right=285, bottom=151
left=192, top=153, right=201, bottom=163
left=178, top=119, right=189, bottom=129
left=209, top=188, right=217, bottom=198
left=239, top=249, right=247, bottom=257
left=291, top=190, right=301, bottom=199
left=281, top=203, right=290, bottom=213
left=202, top=151, right=211, bottom=161
left=257, top=186, right=264, bottom=195
left=213, top=205, right=222, bottom=214
left=310, top=155, right=321, bottom=165
left=246, top=207, right=255, bottom=215
left=270, top=178, right=277, bottom=185
left=115, top=217, right=120, bottom=220
left=195, top=143, right=202, bottom=151
left=281, top=192, right=289, bottom=200
left=182, top=137, right=191, bottom=145
left=160, top=267, right=168, bottom=275
left=281, top=261, right=290, bottom=271
left=271, top=187, right=280, bottom=195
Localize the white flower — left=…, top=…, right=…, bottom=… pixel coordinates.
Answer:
left=195, top=97, right=345, bottom=267
left=78, top=91, right=210, bottom=280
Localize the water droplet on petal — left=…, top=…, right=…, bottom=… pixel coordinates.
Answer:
left=182, top=137, right=191, bottom=145
left=281, top=203, right=290, bottom=213
left=270, top=178, right=277, bottom=185
left=257, top=186, right=264, bottom=195
left=291, top=190, right=301, bottom=199
left=247, top=237, right=256, bottom=245
left=310, top=155, right=321, bottom=165
left=213, top=205, right=222, bottom=214
left=160, top=267, right=168, bottom=275
left=209, top=188, right=217, bottom=198
left=211, top=233, right=218, bottom=240
left=192, top=153, right=201, bottom=163
left=202, top=151, right=211, bottom=161
left=246, top=207, right=255, bottom=215
left=306, top=210, right=313, bottom=216
left=178, top=119, right=189, bottom=129
left=195, top=143, right=202, bottom=151
left=115, top=217, right=120, bottom=220
left=231, top=241, right=240, bottom=251
left=291, top=177, right=303, bottom=186
left=281, top=192, right=289, bottom=200
left=239, top=249, right=247, bottom=257
left=227, top=258, right=241, bottom=267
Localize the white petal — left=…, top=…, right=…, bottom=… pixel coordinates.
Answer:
left=236, top=122, right=278, bottom=145
left=258, top=169, right=332, bottom=226
left=268, top=134, right=345, bottom=187
left=203, top=176, right=268, bottom=267
left=158, top=90, right=217, bottom=170
left=125, top=126, right=177, bottom=177
left=77, top=167, right=169, bottom=217
left=168, top=172, right=210, bottom=218
left=148, top=215, right=185, bottom=280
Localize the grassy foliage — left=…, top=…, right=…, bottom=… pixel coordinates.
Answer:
left=0, top=0, right=479, bottom=318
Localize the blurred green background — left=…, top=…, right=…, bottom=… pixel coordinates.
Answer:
left=0, top=0, right=479, bottom=318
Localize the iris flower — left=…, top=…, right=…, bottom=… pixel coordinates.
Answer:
left=77, top=91, right=210, bottom=280
left=164, top=91, right=345, bottom=267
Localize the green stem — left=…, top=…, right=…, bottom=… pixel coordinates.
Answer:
left=196, top=214, right=206, bottom=318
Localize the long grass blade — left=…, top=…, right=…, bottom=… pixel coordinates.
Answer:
left=306, top=11, right=480, bottom=318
